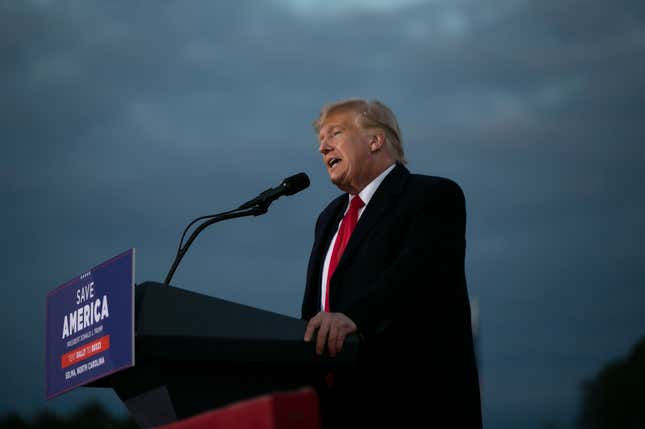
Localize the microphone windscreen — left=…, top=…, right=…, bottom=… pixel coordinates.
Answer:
left=282, top=172, right=310, bottom=195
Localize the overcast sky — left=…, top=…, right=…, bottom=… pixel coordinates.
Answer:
left=2, top=1, right=644, bottom=428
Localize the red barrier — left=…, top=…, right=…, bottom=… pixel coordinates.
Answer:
left=154, top=388, right=320, bottom=429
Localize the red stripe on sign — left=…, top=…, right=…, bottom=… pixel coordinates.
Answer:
left=60, top=335, right=110, bottom=369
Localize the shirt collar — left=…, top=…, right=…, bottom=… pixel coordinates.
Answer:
left=349, top=163, right=396, bottom=208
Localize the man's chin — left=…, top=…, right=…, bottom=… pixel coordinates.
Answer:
left=330, top=175, right=353, bottom=194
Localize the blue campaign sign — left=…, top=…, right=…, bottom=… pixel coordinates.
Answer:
left=46, top=249, right=135, bottom=399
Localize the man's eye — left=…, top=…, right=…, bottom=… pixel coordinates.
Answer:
left=333, top=130, right=342, bottom=136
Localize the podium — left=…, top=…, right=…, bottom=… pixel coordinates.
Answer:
left=87, top=282, right=358, bottom=428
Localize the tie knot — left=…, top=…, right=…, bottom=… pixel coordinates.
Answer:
left=349, top=195, right=365, bottom=211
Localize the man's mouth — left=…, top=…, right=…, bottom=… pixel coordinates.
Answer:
left=328, top=158, right=341, bottom=169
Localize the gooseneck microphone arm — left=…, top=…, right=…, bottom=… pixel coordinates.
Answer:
left=162, top=172, right=310, bottom=286
left=163, top=205, right=267, bottom=286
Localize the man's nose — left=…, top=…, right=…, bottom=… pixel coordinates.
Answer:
left=319, top=139, right=331, bottom=154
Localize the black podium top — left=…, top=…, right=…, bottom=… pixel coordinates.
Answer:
left=131, top=281, right=358, bottom=366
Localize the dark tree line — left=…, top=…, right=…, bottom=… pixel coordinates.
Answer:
left=0, top=401, right=138, bottom=429
left=578, top=335, right=645, bottom=429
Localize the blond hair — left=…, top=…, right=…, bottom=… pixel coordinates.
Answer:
left=313, top=98, right=407, bottom=164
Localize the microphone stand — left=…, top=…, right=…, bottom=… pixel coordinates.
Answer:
left=163, top=203, right=268, bottom=286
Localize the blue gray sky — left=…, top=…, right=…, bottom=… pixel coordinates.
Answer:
left=2, top=1, right=644, bottom=428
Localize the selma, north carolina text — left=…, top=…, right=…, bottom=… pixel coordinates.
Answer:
left=65, top=356, right=105, bottom=380
left=62, top=295, right=110, bottom=339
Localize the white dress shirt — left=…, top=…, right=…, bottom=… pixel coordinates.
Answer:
left=320, top=163, right=396, bottom=310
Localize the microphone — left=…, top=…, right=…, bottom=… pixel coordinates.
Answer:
left=238, top=172, right=310, bottom=210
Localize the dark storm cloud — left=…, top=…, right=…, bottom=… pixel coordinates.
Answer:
left=1, top=1, right=644, bottom=427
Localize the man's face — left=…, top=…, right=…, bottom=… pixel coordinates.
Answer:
left=318, top=110, right=373, bottom=194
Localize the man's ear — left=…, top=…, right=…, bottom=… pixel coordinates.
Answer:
left=369, top=132, right=386, bottom=152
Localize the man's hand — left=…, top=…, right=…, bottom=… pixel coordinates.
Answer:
left=304, top=311, right=357, bottom=357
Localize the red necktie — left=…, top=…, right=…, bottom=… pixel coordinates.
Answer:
left=324, top=195, right=365, bottom=312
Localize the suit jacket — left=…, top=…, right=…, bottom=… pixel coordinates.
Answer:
left=302, top=163, right=482, bottom=428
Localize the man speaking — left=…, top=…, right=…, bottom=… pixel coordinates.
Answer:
left=302, top=99, right=482, bottom=427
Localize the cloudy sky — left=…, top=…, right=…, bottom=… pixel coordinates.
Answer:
left=2, top=0, right=644, bottom=428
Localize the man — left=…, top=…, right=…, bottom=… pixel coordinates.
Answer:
left=302, top=99, right=482, bottom=427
